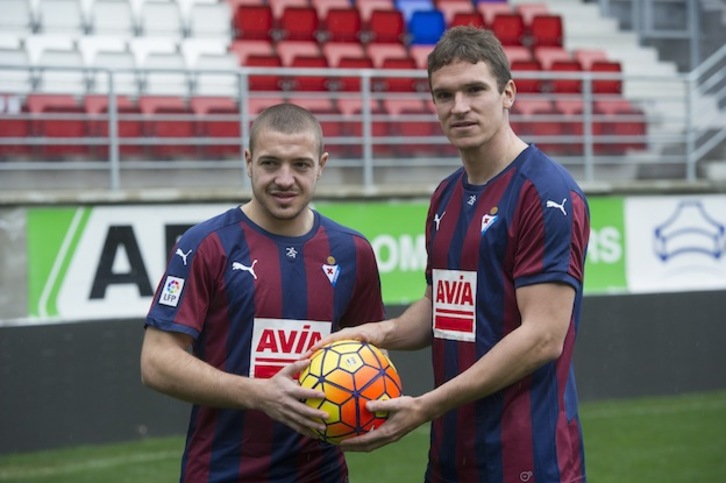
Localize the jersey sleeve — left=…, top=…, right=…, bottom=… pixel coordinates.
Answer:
left=512, top=182, right=589, bottom=290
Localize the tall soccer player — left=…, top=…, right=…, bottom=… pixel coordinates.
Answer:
left=140, top=103, right=385, bottom=482
left=311, top=26, right=590, bottom=482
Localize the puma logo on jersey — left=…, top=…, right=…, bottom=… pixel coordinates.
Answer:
left=546, top=198, right=568, bottom=216
left=434, top=211, right=446, bottom=230
left=232, top=260, right=258, bottom=279
left=175, top=248, right=192, bottom=265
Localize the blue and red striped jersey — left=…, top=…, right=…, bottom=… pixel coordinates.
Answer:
left=146, top=207, right=384, bottom=483
left=424, top=145, right=589, bottom=483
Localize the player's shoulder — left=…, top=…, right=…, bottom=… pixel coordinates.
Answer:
left=316, top=212, right=369, bottom=242
left=517, top=145, right=586, bottom=199
left=177, top=207, right=244, bottom=249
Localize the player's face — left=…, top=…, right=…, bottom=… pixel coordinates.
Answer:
left=431, top=60, right=514, bottom=152
left=245, top=128, right=327, bottom=234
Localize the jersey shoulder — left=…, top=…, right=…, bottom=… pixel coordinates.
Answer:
left=177, top=207, right=244, bottom=250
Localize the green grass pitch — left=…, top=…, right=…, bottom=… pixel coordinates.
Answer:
left=1, top=391, right=724, bottom=482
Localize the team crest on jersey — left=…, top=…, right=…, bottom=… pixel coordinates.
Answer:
left=250, top=319, right=332, bottom=378
left=481, top=206, right=499, bottom=235
left=432, top=269, right=477, bottom=342
left=322, top=256, right=340, bottom=286
left=159, top=276, right=185, bottom=307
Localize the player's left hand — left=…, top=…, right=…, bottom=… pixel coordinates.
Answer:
left=338, top=395, right=423, bottom=452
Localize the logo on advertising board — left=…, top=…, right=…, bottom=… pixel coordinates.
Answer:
left=432, top=269, right=477, bottom=342
left=159, top=276, right=185, bottom=307
left=250, top=319, right=332, bottom=378
left=625, top=195, right=726, bottom=293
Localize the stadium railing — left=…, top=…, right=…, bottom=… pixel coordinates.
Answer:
left=0, top=48, right=724, bottom=192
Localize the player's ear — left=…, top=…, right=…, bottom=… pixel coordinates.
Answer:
left=244, top=149, right=252, bottom=177
left=317, top=152, right=328, bottom=179
left=503, top=79, right=516, bottom=110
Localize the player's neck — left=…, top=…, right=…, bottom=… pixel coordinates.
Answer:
left=460, top=130, right=527, bottom=185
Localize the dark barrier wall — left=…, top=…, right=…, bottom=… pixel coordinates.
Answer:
left=1, top=291, right=725, bottom=455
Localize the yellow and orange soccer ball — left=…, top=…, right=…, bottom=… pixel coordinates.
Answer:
left=299, top=340, right=403, bottom=445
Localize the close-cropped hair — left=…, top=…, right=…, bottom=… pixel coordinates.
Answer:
left=249, top=103, right=324, bottom=157
left=427, top=26, right=512, bottom=93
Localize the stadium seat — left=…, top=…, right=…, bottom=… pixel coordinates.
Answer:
left=322, top=42, right=367, bottom=68
left=1, top=0, right=34, bottom=35
left=268, top=0, right=308, bottom=19
left=533, top=45, right=571, bottom=70
left=510, top=59, right=543, bottom=94
left=278, top=6, right=320, bottom=42
left=336, top=56, right=374, bottom=92
left=490, top=13, right=526, bottom=46
left=528, top=14, right=563, bottom=48
left=138, top=96, right=197, bottom=159
left=187, top=2, right=233, bottom=39
left=366, top=42, right=409, bottom=68
left=35, top=47, right=88, bottom=95
left=449, top=12, right=486, bottom=29
left=0, top=94, right=32, bottom=158
left=573, top=49, right=609, bottom=70
left=244, top=54, right=284, bottom=90
left=27, top=94, right=90, bottom=159
left=590, top=60, right=623, bottom=94
left=89, top=0, right=136, bottom=38
left=142, top=52, right=190, bottom=96
left=0, top=47, right=33, bottom=94
left=595, top=99, right=647, bottom=154
left=36, top=0, right=86, bottom=35
left=366, top=10, right=406, bottom=44
left=232, top=4, right=274, bottom=40
left=549, top=59, right=583, bottom=94
left=374, top=57, right=419, bottom=92
left=139, top=1, right=184, bottom=38
left=194, top=53, right=240, bottom=97
left=321, top=8, right=363, bottom=43
left=336, top=97, right=390, bottom=157
left=289, top=55, right=329, bottom=91
left=504, top=45, right=533, bottom=65
left=408, top=10, right=445, bottom=45
left=84, top=94, right=144, bottom=159
left=89, top=49, right=140, bottom=96
left=383, top=97, right=437, bottom=155
left=191, top=96, right=241, bottom=159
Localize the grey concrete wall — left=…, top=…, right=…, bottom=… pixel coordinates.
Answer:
left=1, top=290, right=725, bottom=455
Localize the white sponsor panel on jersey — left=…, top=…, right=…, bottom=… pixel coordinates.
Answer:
left=250, top=318, right=332, bottom=378
left=432, top=269, right=477, bottom=342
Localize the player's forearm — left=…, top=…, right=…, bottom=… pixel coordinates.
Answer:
left=141, top=343, right=260, bottom=410
left=383, top=295, right=433, bottom=350
left=417, top=323, right=560, bottom=420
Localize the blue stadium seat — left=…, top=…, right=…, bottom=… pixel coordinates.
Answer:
left=408, top=10, right=445, bottom=45
left=395, top=0, right=433, bottom=22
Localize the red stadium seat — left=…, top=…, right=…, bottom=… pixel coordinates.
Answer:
left=449, top=12, right=486, bottom=29
left=366, top=10, right=406, bottom=44
left=515, top=2, right=550, bottom=24
left=529, top=14, right=564, bottom=47
left=278, top=7, right=320, bottom=42
left=383, top=98, right=437, bottom=155
left=504, top=45, right=533, bottom=65
left=533, top=46, right=571, bottom=70
left=138, top=96, right=197, bottom=159
left=336, top=98, right=389, bottom=156
left=511, top=59, right=543, bottom=94
left=491, top=13, right=527, bottom=46
left=590, top=60, right=623, bottom=94
left=376, top=57, right=420, bottom=92
left=322, top=8, right=363, bottom=43
left=27, top=94, right=90, bottom=160
left=191, top=97, right=241, bottom=159
left=276, top=40, right=321, bottom=66
left=289, top=55, right=329, bottom=91
left=437, top=0, right=475, bottom=26
left=476, top=2, right=513, bottom=25
left=232, top=5, right=275, bottom=40
left=0, top=96, right=31, bottom=159
left=549, top=59, right=583, bottom=94
left=245, top=54, right=284, bottom=91
left=337, top=56, right=374, bottom=92
left=85, top=95, right=144, bottom=159
left=229, top=39, right=275, bottom=65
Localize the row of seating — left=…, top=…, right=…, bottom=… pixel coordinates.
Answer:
left=231, top=0, right=563, bottom=47
left=0, top=92, right=647, bottom=161
left=1, top=0, right=232, bottom=39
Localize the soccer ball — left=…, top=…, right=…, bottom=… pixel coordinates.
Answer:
left=299, top=339, right=403, bottom=445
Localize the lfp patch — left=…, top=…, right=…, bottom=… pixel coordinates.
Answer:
left=159, top=276, right=185, bottom=307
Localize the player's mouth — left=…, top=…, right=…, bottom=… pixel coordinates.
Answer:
left=450, top=120, right=478, bottom=131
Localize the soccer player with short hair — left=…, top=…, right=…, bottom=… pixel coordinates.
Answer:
left=311, top=26, right=590, bottom=482
left=141, top=103, right=385, bottom=482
